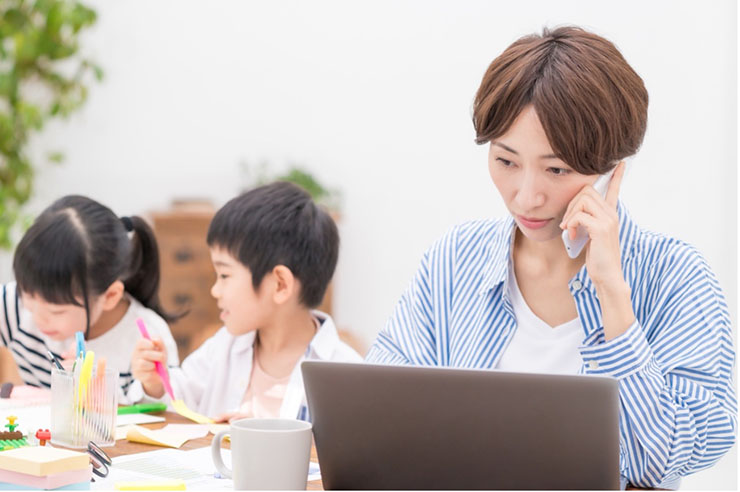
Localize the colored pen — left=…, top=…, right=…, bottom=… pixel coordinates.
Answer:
left=78, top=350, right=95, bottom=404
left=117, top=402, right=167, bottom=415
left=136, top=318, right=175, bottom=400
left=47, top=351, right=64, bottom=370
left=75, top=331, right=86, bottom=357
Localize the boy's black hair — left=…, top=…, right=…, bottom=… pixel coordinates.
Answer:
left=13, top=195, right=180, bottom=337
left=207, top=181, right=339, bottom=308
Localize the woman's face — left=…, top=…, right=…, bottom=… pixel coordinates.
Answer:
left=488, top=105, right=599, bottom=243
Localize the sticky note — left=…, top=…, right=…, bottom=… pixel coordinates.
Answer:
left=115, top=425, right=136, bottom=441
left=207, top=423, right=230, bottom=442
left=0, top=446, right=89, bottom=476
left=171, top=399, right=213, bottom=424
left=0, top=465, right=91, bottom=489
left=115, top=480, right=186, bottom=490
left=125, top=426, right=189, bottom=448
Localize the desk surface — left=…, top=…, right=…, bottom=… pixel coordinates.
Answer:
left=110, top=411, right=323, bottom=490
left=108, top=412, right=653, bottom=491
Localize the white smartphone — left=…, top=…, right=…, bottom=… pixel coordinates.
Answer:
left=561, top=168, right=616, bottom=259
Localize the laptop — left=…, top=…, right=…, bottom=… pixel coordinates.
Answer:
left=301, top=361, right=620, bottom=490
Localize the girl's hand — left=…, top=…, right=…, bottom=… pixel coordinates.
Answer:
left=60, top=345, right=77, bottom=370
left=560, top=161, right=626, bottom=286
left=131, top=337, right=167, bottom=398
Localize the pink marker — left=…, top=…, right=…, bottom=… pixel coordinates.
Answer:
left=136, top=318, right=175, bottom=400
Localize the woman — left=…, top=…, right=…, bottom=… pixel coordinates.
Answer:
left=365, top=26, right=736, bottom=489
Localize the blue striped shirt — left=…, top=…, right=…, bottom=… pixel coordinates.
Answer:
left=366, top=203, right=736, bottom=488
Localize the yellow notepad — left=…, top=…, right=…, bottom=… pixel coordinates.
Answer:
left=207, top=423, right=229, bottom=434
left=0, top=446, right=89, bottom=476
left=116, top=425, right=136, bottom=440
left=171, top=399, right=213, bottom=424
left=115, top=479, right=186, bottom=490
left=125, top=426, right=189, bottom=448
left=208, top=423, right=230, bottom=442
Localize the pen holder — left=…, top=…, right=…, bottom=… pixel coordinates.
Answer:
left=50, top=367, right=118, bottom=448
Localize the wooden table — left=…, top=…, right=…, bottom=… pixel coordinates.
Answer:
left=109, top=412, right=652, bottom=491
left=108, top=411, right=323, bottom=490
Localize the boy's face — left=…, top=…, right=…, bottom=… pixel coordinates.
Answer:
left=209, top=247, right=272, bottom=336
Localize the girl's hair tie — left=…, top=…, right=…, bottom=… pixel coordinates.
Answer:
left=120, top=216, right=134, bottom=232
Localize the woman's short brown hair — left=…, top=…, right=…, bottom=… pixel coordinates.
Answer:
left=473, top=26, right=648, bottom=175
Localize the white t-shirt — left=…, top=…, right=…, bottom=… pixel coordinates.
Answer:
left=0, top=282, right=179, bottom=404
left=496, top=263, right=584, bottom=374
left=166, top=311, right=362, bottom=420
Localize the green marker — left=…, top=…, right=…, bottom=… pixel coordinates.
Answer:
left=117, top=402, right=167, bottom=415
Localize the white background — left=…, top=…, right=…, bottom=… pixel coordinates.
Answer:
left=0, top=0, right=736, bottom=488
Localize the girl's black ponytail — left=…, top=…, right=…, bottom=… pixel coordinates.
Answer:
left=14, top=196, right=182, bottom=338
left=123, top=216, right=181, bottom=323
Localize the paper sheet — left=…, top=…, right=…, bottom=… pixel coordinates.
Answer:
left=125, top=425, right=189, bottom=448
left=93, top=447, right=233, bottom=491
left=117, top=423, right=208, bottom=442
left=171, top=399, right=213, bottom=424
left=308, top=461, right=321, bottom=482
left=116, top=413, right=166, bottom=427
left=93, top=446, right=320, bottom=491
left=116, top=425, right=136, bottom=440
left=161, top=424, right=209, bottom=440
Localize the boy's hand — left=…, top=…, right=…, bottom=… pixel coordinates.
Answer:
left=131, top=337, right=167, bottom=398
left=213, top=411, right=250, bottom=423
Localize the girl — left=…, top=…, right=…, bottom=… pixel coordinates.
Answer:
left=366, top=26, right=735, bottom=489
left=2, top=195, right=180, bottom=404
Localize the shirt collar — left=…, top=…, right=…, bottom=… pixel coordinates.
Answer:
left=478, top=201, right=639, bottom=295
left=306, top=310, right=341, bottom=360
left=478, top=215, right=516, bottom=295
left=232, top=310, right=340, bottom=360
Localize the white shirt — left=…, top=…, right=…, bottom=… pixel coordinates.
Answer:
left=165, top=311, right=362, bottom=420
left=496, top=260, right=584, bottom=374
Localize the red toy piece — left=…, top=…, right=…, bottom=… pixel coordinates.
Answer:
left=35, top=429, right=51, bottom=446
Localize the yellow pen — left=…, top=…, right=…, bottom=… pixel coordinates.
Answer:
left=78, top=350, right=95, bottom=404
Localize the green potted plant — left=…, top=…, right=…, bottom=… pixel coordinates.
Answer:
left=0, top=0, right=101, bottom=249
left=240, top=160, right=342, bottom=215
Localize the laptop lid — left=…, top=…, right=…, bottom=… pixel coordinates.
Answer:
left=302, top=361, right=620, bottom=490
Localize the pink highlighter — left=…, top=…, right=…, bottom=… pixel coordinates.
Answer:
left=136, top=318, right=175, bottom=400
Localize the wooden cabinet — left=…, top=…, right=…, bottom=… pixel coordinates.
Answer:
left=150, top=202, right=221, bottom=361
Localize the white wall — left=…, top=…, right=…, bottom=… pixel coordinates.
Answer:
left=3, top=0, right=736, bottom=488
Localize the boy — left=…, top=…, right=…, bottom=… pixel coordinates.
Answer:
left=132, top=182, right=361, bottom=421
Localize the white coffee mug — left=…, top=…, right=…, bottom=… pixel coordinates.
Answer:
left=211, top=418, right=313, bottom=490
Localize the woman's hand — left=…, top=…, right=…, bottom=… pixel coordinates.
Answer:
left=560, top=161, right=635, bottom=340
left=560, top=161, right=626, bottom=285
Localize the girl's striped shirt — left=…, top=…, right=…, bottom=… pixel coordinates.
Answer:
left=0, top=282, right=179, bottom=405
